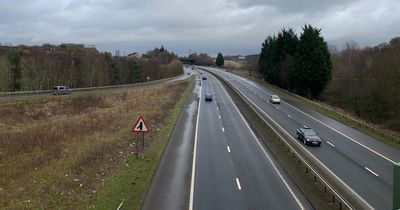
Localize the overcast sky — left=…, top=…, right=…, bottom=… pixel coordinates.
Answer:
left=0, top=0, right=399, bottom=56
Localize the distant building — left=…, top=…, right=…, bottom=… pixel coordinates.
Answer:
left=128, top=52, right=142, bottom=58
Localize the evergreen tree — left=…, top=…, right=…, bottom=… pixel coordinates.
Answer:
left=259, top=35, right=278, bottom=84
left=216, top=53, right=224, bottom=67
left=276, top=28, right=298, bottom=89
left=258, top=40, right=267, bottom=78
left=8, top=49, right=22, bottom=91
left=111, top=60, right=120, bottom=85
left=293, top=25, right=332, bottom=98
left=129, top=58, right=141, bottom=83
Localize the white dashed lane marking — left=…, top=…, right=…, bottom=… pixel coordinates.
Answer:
left=365, top=167, right=379, bottom=177
left=236, top=178, right=242, bottom=190
left=326, top=141, right=335, bottom=147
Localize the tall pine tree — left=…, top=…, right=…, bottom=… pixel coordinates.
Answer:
left=216, top=53, right=224, bottom=67
left=8, top=49, right=22, bottom=91
left=293, top=25, right=331, bottom=98
left=258, top=35, right=278, bottom=84
left=276, top=28, right=298, bottom=89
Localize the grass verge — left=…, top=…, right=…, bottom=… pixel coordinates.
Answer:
left=0, top=77, right=194, bottom=210
left=228, top=69, right=400, bottom=150
left=92, top=77, right=194, bottom=210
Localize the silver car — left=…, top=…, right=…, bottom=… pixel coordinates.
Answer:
left=53, top=86, right=71, bottom=95
left=269, top=95, right=281, bottom=104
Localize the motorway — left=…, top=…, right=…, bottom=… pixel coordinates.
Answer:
left=191, top=71, right=311, bottom=210
left=202, top=66, right=400, bottom=210
left=142, top=68, right=198, bottom=210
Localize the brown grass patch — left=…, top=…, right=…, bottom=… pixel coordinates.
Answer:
left=0, top=81, right=189, bottom=209
left=224, top=60, right=244, bottom=69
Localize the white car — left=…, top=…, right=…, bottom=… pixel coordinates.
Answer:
left=53, top=86, right=71, bottom=95
left=269, top=95, right=281, bottom=104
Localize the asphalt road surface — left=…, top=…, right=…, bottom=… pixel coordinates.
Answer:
left=191, top=71, right=310, bottom=210
left=202, top=66, right=400, bottom=210
left=142, top=68, right=198, bottom=210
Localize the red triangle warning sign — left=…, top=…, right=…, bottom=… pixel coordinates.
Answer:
left=131, top=116, right=149, bottom=133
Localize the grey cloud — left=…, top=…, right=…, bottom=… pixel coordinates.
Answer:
left=231, top=0, right=360, bottom=13
left=0, top=0, right=399, bottom=55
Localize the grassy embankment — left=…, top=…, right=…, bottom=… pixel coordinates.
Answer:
left=228, top=68, right=400, bottom=150
left=0, top=78, right=194, bottom=209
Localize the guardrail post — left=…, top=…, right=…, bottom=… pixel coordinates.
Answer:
left=394, top=162, right=400, bottom=210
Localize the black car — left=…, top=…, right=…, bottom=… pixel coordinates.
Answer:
left=202, top=76, right=207, bottom=80
left=296, top=127, right=321, bottom=146
left=205, top=93, right=213, bottom=101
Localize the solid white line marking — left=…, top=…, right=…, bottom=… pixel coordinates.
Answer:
left=209, top=70, right=372, bottom=209
left=219, top=115, right=221, bottom=119
left=189, top=81, right=202, bottom=210
left=214, top=78, right=305, bottom=210
left=222, top=127, right=225, bottom=132
left=236, top=178, right=242, bottom=190
left=227, top=146, right=231, bottom=153
left=326, top=141, right=335, bottom=147
left=116, top=199, right=125, bottom=210
left=283, top=98, right=396, bottom=164
left=287, top=115, right=293, bottom=118
left=224, top=69, right=395, bottom=165
left=232, top=86, right=373, bottom=209
left=365, top=167, right=379, bottom=177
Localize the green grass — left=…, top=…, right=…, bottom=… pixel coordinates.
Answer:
left=92, top=77, right=194, bottom=210
left=229, top=69, right=400, bottom=150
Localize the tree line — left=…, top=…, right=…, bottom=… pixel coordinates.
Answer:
left=257, top=25, right=400, bottom=131
left=0, top=44, right=182, bottom=92
left=188, top=53, right=214, bottom=66
left=258, top=25, right=332, bottom=99
left=186, top=52, right=225, bottom=68
left=323, top=38, right=400, bottom=131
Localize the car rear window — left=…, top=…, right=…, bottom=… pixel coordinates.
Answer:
left=304, top=130, right=317, bottom=136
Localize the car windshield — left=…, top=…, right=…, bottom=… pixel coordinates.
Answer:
left=272, top=95, right=279, bottom=99
left=304, top=129, right=317, bottom=136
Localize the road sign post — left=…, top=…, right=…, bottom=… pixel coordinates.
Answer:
left=136, top=133, right=139, bottom=159
left=131, top=115, right=149, bottom=159
left=394, top=162, right=400, bottom=210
